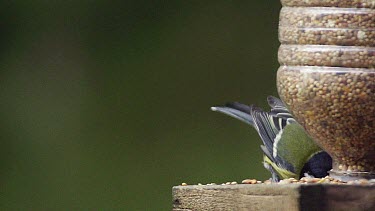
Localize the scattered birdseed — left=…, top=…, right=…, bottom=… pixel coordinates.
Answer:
left=279, top=179, right=292, bottom=184
left=277, top=66, right=375, bottom=173
left=281, top=0, right=375, bottom=8
left=263, top=180, right=272, bottom=185
left=278, top=44, right=375, bottom=68
left=242, top=179, right=258, bottom=184
left=179, top=177, right=375, bottom=186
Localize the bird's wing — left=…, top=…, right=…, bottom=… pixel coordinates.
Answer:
left=249, top=105, right=297, bottom=176
left=267, top=96, right=293, bottom=119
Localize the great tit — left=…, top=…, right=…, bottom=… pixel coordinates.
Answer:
left=211, top=96, right=332, bottom=181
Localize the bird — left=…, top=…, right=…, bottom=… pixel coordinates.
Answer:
left=211, top=96, right=332, bottom=182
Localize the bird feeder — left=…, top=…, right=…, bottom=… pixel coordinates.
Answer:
left=276, top=1, right=375, bottom=181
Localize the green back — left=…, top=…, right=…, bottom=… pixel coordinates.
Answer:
left=276, top=123, right=322, bottom=176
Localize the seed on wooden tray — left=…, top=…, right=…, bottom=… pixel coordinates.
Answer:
left=264, top=180, right=272, bottom=185
left=242, top=179, right=258, bottom=184
left=279, top=179, right=292, bottom=184
left=306, top=178, right=321, bottom=183
left=178, top=177, right=375, bottom=186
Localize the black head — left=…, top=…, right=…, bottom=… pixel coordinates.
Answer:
left=300, top=151, right=332, bottom=178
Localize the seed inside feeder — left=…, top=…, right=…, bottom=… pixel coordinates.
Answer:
left=281, top=0, right=375, bottom=8
left=277, top=66, right=375, bottom=175
left=278, top=45, right=375, bottom=68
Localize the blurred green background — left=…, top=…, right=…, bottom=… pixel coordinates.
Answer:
left=0, top=1, right=280, bottom=210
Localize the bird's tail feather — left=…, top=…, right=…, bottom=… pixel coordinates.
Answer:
left=211, top=103, right=255, bottom=126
